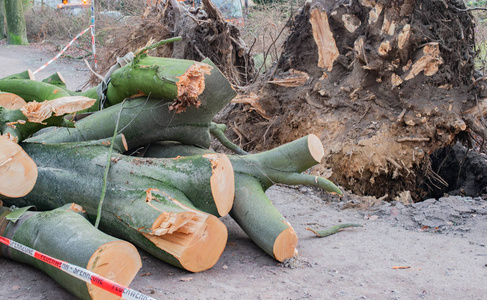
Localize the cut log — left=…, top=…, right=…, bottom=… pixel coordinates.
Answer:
left=0, top=204, right=142, bottom=300
left=27, top=59, right=236, bottom=149
left=5, top=139, right=232, bottom=272
left=0, top=92, right=26, bottom=109
left=0, top=135, right=37, bottom=198
left=143, top=134, right=342, bottom=262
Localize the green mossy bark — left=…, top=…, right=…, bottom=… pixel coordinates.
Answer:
left=106, top=56, right=202, bottom=107
left=4, top=0, right=28, bottom=45
left=0, top=79, right=70, bottom=101
left=0, top=204, right=140, bottom=300
left=41, top=72, right=67, bottom=91
left=0, top=0, right=5, bottom=40
left=1, top=70, right=33, bottom=80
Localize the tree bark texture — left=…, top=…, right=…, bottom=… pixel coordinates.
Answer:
left=4, top=0, right=28, bottom=45
left=0, top=0, right=5, bottom=40
left=0, top=204, right=142, bottom=300
left=4, top=139, right=232, bottom=272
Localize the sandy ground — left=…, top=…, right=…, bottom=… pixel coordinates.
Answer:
left=0, top=42, right=486, bottom=300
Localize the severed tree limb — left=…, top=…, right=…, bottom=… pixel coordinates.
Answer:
left=41, top=72, right=68, bottom=91
left=0, top=69, right=35, bottom=80
left=0, top=135, right=37, bottom=198
left=143, top=135, right=342, bottom=261
left=0, top=92, right=26, bottom=109
left=0, top=204, right=142, bottom=300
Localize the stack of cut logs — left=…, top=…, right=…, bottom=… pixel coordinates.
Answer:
left=0, top=43, right=341, bottom=299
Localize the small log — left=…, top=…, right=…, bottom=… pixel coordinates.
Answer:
left=0, top=135, right=37, bottom=198
left=0, top=204, right=142, bottom=300
left=0, top=69, right=35, bottom=80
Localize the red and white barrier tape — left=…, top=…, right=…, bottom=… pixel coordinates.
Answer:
left=90, top=2, right=97, bottom=69
left=32, top=26, right=92, bottom=75
left=0, top=236, right=157, bottom=300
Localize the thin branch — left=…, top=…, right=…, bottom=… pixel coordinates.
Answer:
left=94, top=100, right=125, bottom=228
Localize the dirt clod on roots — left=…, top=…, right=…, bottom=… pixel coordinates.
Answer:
left=220, top=0, right=483, bottom=201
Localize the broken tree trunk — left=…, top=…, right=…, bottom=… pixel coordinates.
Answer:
left=143, top=134, right=342, bottom=261
left=105, top=55, right=211, bottom=110
left=27, top=59, right=236, bottom=149
left=224, top=0, right=481, bottom=200
left=0, top=203, right=142, bottom=300
left=0, top=96, right=96, bottom=142
left=4, top=139, right=232, bottom=272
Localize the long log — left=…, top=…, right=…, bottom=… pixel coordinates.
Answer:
left=143, top=134, right=342, bottom=261
left=5, top=139, right=232, bottom=272
left=0, top=204, right=142, bottom=300
left=27, top=58, right=237, bottom=149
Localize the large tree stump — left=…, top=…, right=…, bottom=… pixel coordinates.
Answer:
left=224, top=0, right=483, bottom=200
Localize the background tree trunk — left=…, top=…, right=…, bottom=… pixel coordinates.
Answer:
left=223, top=0, right=483, bottom=201
left=4, top=0, right=28, bottom=45
left=0, top=0, right=6, bottom=40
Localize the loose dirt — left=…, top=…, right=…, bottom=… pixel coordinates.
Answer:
left=0, top=43, right=486, bottom=300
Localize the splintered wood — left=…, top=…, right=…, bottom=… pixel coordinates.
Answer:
left=405, top=43, right=443, bottom=80
left=20, top=96, right=96, bottom=123
left=268, top=69, right=310, bottom=87
left=172, top=62, right=213, bottom=113
left=310, top=7, right=339, bottom=72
